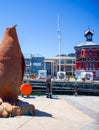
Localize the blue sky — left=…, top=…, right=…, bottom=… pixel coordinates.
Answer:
left=0, top=0, right=99, bottom=57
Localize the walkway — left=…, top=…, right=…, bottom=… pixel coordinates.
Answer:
left=0, top=95, right=99, bottom=130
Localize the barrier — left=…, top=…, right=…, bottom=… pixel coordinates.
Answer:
left=20, top=83, right=32, bottom=96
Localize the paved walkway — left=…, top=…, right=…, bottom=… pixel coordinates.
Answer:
left=0, top=95, right=99, bottom=130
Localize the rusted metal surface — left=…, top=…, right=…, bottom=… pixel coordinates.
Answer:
left=0, top=26, right=25, bottom=102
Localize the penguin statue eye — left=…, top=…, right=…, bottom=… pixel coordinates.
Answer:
left=6, top=28, right=9, bottom=30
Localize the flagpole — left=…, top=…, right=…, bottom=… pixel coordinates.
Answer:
left=57, top=15, right=61, bottom=72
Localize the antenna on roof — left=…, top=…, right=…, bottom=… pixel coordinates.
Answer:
left=88, top=25, right=90, bottom=30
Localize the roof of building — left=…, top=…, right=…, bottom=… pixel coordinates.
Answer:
left=77, top=41, right=96, bottom=47
left=75, top=29, right=99, bottom=47
left=84, top=29, right=94, bottom=36
left=24, top=53, right=44, bottom=58
left=45, top=55, right=75, bottom=60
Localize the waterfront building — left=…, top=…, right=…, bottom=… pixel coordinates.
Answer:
left=74, top=29, right=99, bottom=79
left=44, top=54, right=75, bottom=76
left=24, top=54, right=44, bottom=76
left=24, top=53, right=75, bottom=77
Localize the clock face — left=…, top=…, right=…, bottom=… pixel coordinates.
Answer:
left=87, top=34, right=91, bottom=39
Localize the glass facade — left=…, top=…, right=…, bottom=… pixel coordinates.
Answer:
left=45, top=62, right=51, bottom=75
left=66, top=60, right=72, bottom=64
left=24, top=56, right=44, bottom=76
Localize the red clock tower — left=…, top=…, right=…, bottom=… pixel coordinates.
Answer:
left=74, top=29, right=99, bottom=79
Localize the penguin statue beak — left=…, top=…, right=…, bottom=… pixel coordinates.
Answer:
left=12, top=24, right=17, bottom=28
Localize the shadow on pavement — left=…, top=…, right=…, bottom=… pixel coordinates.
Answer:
left=35, top=109, right=52, bottom=117
left=51, top=97, right=60, bottom=100
left=21, top=96, right=36, bottom=99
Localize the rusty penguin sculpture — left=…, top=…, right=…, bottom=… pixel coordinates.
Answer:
left=0, top=25, right=25, bottom=103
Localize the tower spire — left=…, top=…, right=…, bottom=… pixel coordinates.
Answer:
left=88, top=25, right=90, bottom=30
left=84, top=29, right=94, bottom=42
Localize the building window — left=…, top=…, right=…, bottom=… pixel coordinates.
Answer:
left=90, top=61, right=93, bottom=70
left=46, top=62, right=51, bottom=75
left=93, top=61, right=95, bottom=69
left=89, top=48, right=92, bottom=56
left=26, top=67, right=30, bottom=73
left=61, top=61, right=64, bottom=64
left=86, top=61, right=88, bottom=70
left=76, top=49, right=80, bottom=58
left=73, top=61, right=75, bottom=64
left=76, top=49, right=80, bottom=55
left=81, top=61, right=84, bottom=69
left=66, top=67, right=72, bottom=71
left=61, top=66, right=64, bottom=71
left=97, top=50, right=99, bottom=55
left=66, top=60, right=72, bottom=64
left=25, top=59, right=31, bottom=66
left=81, top=49, right=85, bottom=56
left=98, top=62, right=99, bottom=68
left=82, top=50, right=84, bottom=55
